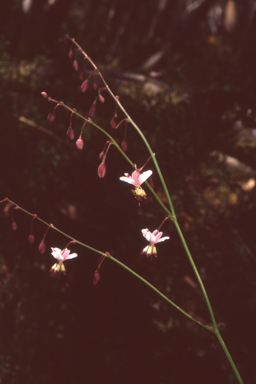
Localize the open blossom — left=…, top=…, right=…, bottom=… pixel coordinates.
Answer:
left=141, top=228, right=169, bottom=259
left=120, top=169, right=152, bottom=201
left=50, top=247, right=78, bottom=274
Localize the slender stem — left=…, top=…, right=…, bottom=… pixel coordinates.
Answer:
left=64, top=37, right=244, bottom=383
left=216, top=330, right=244, bottom=384
left=105, top=253, right=214, bottom=333
left=5, top=198, right=103, bottom=257
left=4, top=197, right=211, bottom=331
left=49, top=99, right=173, bottom=218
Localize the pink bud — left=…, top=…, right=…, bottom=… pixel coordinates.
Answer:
left=93, top=270, right=100, bottom=285
left=76, top=138, right=84, bottom=150
left=39, top=241, right=46, bottom=254
left=12, top=221, right=17, bottom=231
left=93, top=82, right=98, bottom=90
left=68, top=50, right=73, bottom=59
left=79, top=73, right=84, bottom=81
left=28, top=234, right=35, bottom=244
left=97, top=163, right=106, bottom=178
left=99, top=151, right=104, bottom=160
left=89, top=102, right=96, bottom=117
left=47, top=112, right=55, bottom=122
left=81, top=80, right=89, bottom=92
left=41, top=92, right=48, bottom=99
left=98, top=94, right=105, bottom=103
left=73, top=60, right=78, bottom=71
left=66, top=127, right=75, bottom=140
left=121, top=140, right=128, bottom=152
left=110, top=117, right=116, bottom=128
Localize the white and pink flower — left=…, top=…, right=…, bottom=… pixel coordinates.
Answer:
left=120, top=169, right=152, bottom=201
left=141, top=228, right=169, bottom=259
left=50, top=247, right=78, bottom=274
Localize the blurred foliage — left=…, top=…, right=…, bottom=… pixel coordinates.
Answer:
left=1, top=0, right=256, bottom=383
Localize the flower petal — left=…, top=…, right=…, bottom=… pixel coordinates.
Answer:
left=119, top=176, right=135, bottom=185
left=155, top=236, right=170, bottom=243
left=131, top=170, right=140, bottom=185
left=51, top=248, right=62, bottom=260
left=141, top=228, right=151, bottom=242
left=154, top=231, right=163, bottom=243
left=138, top=170, right=152, bottom=185
left=61, top=249, right=70, bottom=260
left=65, top=252, right=78, bottom=260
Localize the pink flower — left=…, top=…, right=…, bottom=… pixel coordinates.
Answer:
left=50, top=247, right=78, bottom=274
left=141, top=228, right=169, bottom=259
left=120, top=169, right=152, bottom=186
left=120, top=169, right=152, bottom=201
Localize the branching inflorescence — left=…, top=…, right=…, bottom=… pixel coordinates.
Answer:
left=1, top=36, right=244, bottom=384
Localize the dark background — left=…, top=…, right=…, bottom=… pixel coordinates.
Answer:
left=1, top=0, right=256, bottom=383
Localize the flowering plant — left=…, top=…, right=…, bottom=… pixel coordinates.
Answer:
left=0, top=36, right=244, bottom=384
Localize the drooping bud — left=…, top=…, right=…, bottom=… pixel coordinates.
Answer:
left=89, top=102, right=96, bottom=117
left=76, top=138, right=84, bottom=150
left=68, top=50, right=73, bottom=59
left=73, top=60, right=78, bottom=71
left=41, top=92, right=48, bottom=99
left=66, top=127, right=75, bottom=140
left=39, top=241, right=46, bottom=254
left=93, top=270, right=100, bottom=285
left=12, top=221, right=17, bottom=231
left=79, top=73, right=84, bottom=81
left=28, top=234, right=35, bottom=244
left=28, top=214, right=37, bottom=245
left=121, top=139, right=128, bottom=152
left=98, top=94, right=105, bottom=103
left=99, top=151, right=104, bottom=160
left=47, top=112, right=55, bottom=122
left=93, top=82, right=98, bottom=90
left=81, top=80, right=89, bottom=92
left=97, top=163, right=106, bottom=178
left=110, top=117, right=116, bottom=128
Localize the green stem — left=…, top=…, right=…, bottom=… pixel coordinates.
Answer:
left=4, top=197, right=211, bottom=331
left=61, top=37, right=244, bottom=383
left=216, top=330, right=244, bottom=384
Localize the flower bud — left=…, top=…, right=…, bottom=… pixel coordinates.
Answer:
left=89, top=102, right=96, bottom=117
left=93, top=82, right=98, bottom=90
left=66, top=127, right=75, bottom=140
left=76, top=138, right=84, bottom=150
left=99, top=151, right=104, bottom=160
left=98, top=94, right=105, bottom=103
left=97, top=163, right=106, bottom=178
left=110, top=117, right=116, bottom=128
left=28, top=234, right=35, bottom=244
left=39, top=241, right=46, bottom=254
left=41, top=92, right=48, bottom=99
left=47, top=112, right=55, bottom=122
left=73, top=60, right=78, bottom=71
left=93, top=270, right=100, bottom=285
left=68, top=50, right=73, bottom=59
left=81, top=80, right=89, bottom=92
left=12, top=221, right=17, bottom=231
left=121, top=139, right=128, bottom=152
